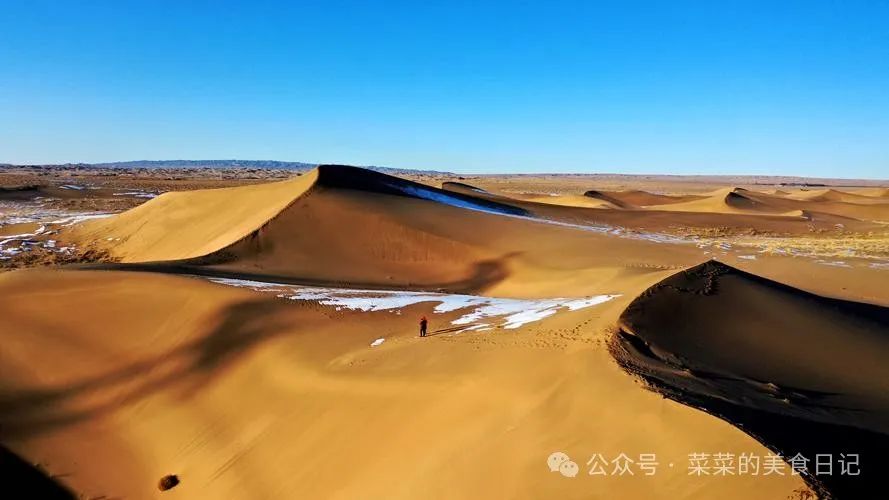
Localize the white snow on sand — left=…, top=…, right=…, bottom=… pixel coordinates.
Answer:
left=370, top=338, right=385, bottom=347
left=48, top=213, right=114, bottom=226
left=205, top=277, right=620, bottom=330
left=385, top=181, right=692, bottom=245
left=0, top=200, right=116, bottom=258
left=814, top=259, right=852, bottom=268
left=113, top=191, right=158, bottom=198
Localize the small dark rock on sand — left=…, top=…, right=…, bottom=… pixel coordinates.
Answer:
left=158, top=474, right=180, bottom=491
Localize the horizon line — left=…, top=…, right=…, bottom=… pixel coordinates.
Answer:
left=2, top=159, right=887, bottom=183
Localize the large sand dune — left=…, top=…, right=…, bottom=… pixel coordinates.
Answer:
left=5, top=165, right=888, bottom=499
left=495, top=183, right=889, bottom=229
left=70, top=165, right=703, bottom=295
left=582, top=189, right=700, bottom=208
left=653, top=186, right=889, bottom=221
left=649, top=187, right=800, bottom=216
left=436, top=183, right=889, bottom=238
left=614, top=261, right=889, bottom=498
left=0, top=268, right=806, bottom=500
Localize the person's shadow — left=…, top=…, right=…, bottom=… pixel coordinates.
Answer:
left=424, top=324, right=483, bottom=337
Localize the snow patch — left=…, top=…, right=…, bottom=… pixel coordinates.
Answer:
left=814, top=260, right=852, bottom=268
left=113, top=191, right=158, bottom=198
left=48, top=213, right=114, bottom=226
left=205, top=277, right=620, bottom=330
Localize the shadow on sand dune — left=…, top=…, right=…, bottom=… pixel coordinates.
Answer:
left=611, top=261, right=889, bottom=499
left=84, top=252, right=518, bottom=296
left=1, top=249, right=519, bottom=438
left=0, top=298, right=299, bottom=439
left=0, top=445, right=76, bottom=499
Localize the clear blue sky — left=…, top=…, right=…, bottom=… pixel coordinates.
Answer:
left=1, top=1, right=887, bottom=177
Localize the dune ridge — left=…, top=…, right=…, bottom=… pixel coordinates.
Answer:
left=440, top=181, right=490, bottom=195
left=7, top=165, right=887, bottom=499
left=0, top=267, right=807, bottom=499
left=612, top=260, right=889, bottom=499
left=69, top=165, right=705, bottom=295
left=583, top=189, right=699, bottom=208
left=70, top=165, right=527, bottom=263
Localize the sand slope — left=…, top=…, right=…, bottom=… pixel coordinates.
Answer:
left=440, top=180, right=491, bottom=195
left=524, top=194, right=621, bottom=209
left=69, top=166, right=703, bottom=295
left=643, top=186, right=889, bottom=223
left=69, top=170, right=320, bottom=262
left=582, top=189, right=699, bottom=208
left=650, top=188, right=798, bottom=216
left=10, top=166, right=886, bottom=499
left=614, top=261, right=889, bottom=498
left=0, top=268, right=806, bottom=500
left=788, top=188, right=887, bottom=204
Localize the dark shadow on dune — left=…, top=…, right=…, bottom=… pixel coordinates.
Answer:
left=440, top=181, right=489, bottom=195
left=0, top=445, right=77, bottom=499
left=0, top=298, right=299, bottom=439
left=425, top=325, right=477, bottom=337
left=610, top=260, right=889, bottom=499
left=78, top=252, right=518, bottom=296
left=583, top=189, right=633, bottom=209
left=314, top=165, right=529, bottom=216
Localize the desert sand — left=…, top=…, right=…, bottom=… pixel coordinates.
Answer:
left=1, top=164, right=888, bottom=499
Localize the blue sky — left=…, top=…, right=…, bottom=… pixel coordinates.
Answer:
left=1, top=1, right=887, bottom=177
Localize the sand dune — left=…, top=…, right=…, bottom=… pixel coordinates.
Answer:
left=5, top=165, right=888, bottom=499
left=71, top=166, right=528, bottom=262
left=752, top=189, right=889, bottom=220
left=854, top=187, right=889, bottom=198
left=788, top=188, right=889, bottom=206
left=648, top=186, right=889, bottom=222
left=523, top=193, right=621, bottom=209
left=69, top=165, right=703, bottom=295
left=614, top=261, right=889, bottom=498
left=581, top=189, right=635, bottom=208
left=440, top=180, right=491, bottom=195
left=583, top=189, right=699, bottom=208
left=0, top=268, right=806, bottom=500
left=434, top=184, right=868, bottom=237
left=765, top=188, right=790, bottom=196
left=69, top=169, right=321, bottom=262
left=441, top=186, right=700, bottom=212
left=652, top=188, right=801, bottom=216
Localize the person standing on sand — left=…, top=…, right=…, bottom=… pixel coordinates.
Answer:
left=419, top=316, right=428, bottom=337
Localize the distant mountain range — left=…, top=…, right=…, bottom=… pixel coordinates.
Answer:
left=1, top=160, right=454, bottom=177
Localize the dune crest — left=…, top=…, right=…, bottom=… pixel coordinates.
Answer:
left=440, top=181, right=490, bottom=195
left=70, top=170, right=320, bottom=262
left=70, top=165, right=526, bottom=263
left=0, top=268, right=806, bottom=499
left=67, top=166, right=707, bottom=294
left=613, top=260, right=889, bottom=499
left=582, top=189, right=701, bottom=208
